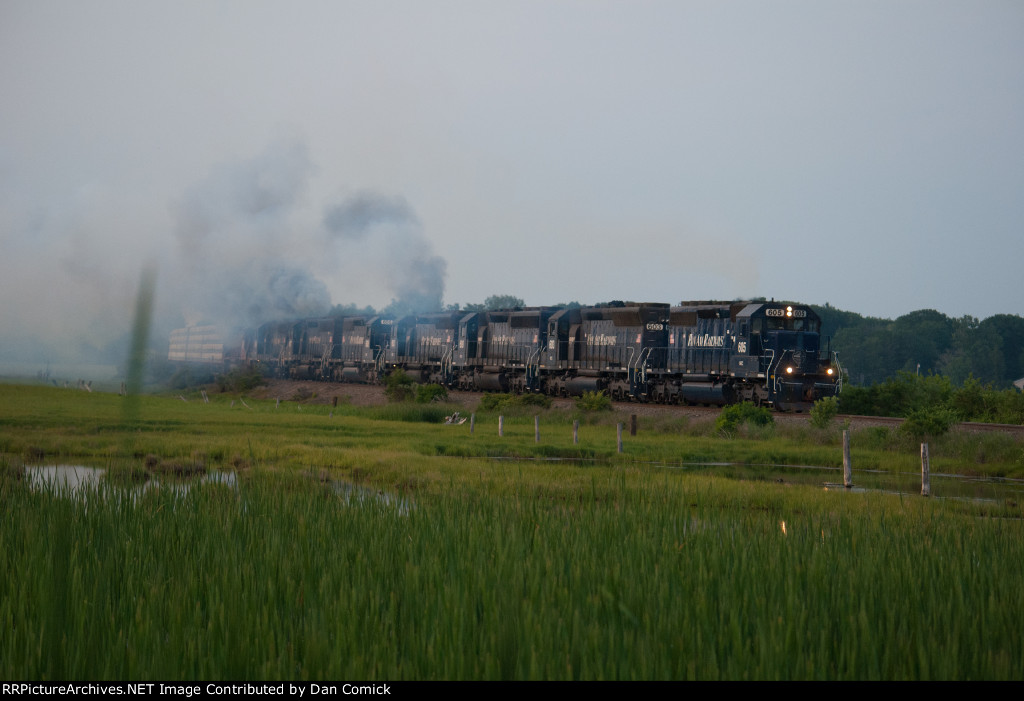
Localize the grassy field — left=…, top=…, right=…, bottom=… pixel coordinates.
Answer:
left=1, top=383, right=1022, bottom=679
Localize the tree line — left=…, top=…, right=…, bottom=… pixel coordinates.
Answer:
left=814, top=304, right=1024, bottom=388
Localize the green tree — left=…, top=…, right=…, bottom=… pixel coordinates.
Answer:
left=940, top=315, right=1005, bottom=386
left=981, top=314, right=1024, bottom=383
left=484, top=295, right=525, bottom=310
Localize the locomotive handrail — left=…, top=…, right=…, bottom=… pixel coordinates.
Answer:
left=771, top=349, right=791, bottom=395
left=441, top=345, right=455, bottom=381
left=832, top=352, right=844, bottom=394
left=636, top=347, right=652, bottom=385
left=526, top=347, right=542, bottom=389
left=319, top=348, right=331, bottom=379
left=762, top=349, right=776, bottom=385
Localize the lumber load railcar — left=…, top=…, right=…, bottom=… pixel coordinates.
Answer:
left=168, top=325, right=249, bottom=372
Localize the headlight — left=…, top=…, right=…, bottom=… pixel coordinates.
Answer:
left=826, top=367, right=834, bottom=376
left=785, top=366, right=793, bottom=374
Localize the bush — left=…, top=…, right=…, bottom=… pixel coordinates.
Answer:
left=898, top=407, right=958, bottom=439
left=214, top=367, right=265, bottom=393
left=715, top=402, right=774, bottom=434
left=478, top=393, right=552, bottom=411
left=385, top=369, right=415, bottom=402
left=809, top=396, right=839, bottom=429
left=416, top=383, right=448, bottom=403
left=575, top=390, right=613, bottom=412
left=838, top=372, right=952, bottom=417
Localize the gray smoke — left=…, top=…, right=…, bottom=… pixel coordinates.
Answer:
left=322, top=192, right=446, bottom=315
left=168, top=137, right=331, bottom=329
left=167, top=141, right=448, bottom=332
left=0, top=134, right=449, bottom=377
left=322, top=192, right=419, bottom=241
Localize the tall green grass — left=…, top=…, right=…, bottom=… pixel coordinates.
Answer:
left=2, top=383, right=1023, bottom=679
left=2, top=472, right=1021, bottom=679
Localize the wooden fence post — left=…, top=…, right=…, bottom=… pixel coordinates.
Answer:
left=573, top=420, right=579, bottom=445
left=535, top=415, right=540, bottom=443
left=617, top=423, right=623, bottom=454
left=921, top=443, right=930, bottom=497
left=630, top=414, right=637, bottom=436
left=499, top=415, right=504, bottom=437
left=470, top=413, right=475, bottom=434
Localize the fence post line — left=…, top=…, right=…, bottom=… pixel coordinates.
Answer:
left=499, top=415, right=504, bottom=437
left=843, top=429, right=853, bottom=489
left=617, top=423, right=623, bottom=454
left=921, top=443, right=931, bottom=497
left=573, top=420, right=579, bottom=445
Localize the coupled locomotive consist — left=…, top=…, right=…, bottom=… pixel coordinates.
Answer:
left=170, top=300, right=842, bottom=410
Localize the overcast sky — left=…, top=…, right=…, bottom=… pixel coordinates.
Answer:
left=2, top=1, right=1022, bottom=364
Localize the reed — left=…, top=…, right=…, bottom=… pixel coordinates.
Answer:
left=2, top=384, right=1023, bottom=679
left=2, top=470, right=1021, bottom=679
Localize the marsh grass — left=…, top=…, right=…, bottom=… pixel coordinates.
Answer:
left=2, top=384, right=1023, bottom=679
left=2, top=470, right=1022, bottom=679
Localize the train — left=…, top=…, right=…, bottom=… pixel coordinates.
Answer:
left=168, top=300, right=842, bottom=411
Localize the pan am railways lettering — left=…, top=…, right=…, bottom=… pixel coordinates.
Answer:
left=686, top=333, right=726, bottom=348
left=586, top=333, right=618, bottom=346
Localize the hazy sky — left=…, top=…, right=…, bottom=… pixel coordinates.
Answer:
left=2, top=1, right=1022, bottom=363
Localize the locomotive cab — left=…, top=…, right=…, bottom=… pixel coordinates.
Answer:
left=732, top=303, right=841, bottom=410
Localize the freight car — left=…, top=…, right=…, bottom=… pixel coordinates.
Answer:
left=169, top=299, right=842, bottom=410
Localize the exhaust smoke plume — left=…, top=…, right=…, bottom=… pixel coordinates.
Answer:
left=169, top=138, right=331, bottom=329
left=0, top=135, right=448, bottom=376
left=168, top=139, right=447, bottom=330
left=322, top=192, right=447, bottom=316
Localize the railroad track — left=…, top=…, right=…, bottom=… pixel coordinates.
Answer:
left=258, top=379, right=1024, bottom=436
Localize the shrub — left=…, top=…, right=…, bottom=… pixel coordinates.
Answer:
left=898, top=406, right=958, bottom=439
left=715, top=402, right=774, bottom=435
left=384, top=369, right=415, bottom=402
left=575, top=390, right=613, bottom=412
left=214, top=367, right=265, bottom=393
left=809, top=396, right=839, bottom=429
left=415, top=383, right=448, bottom=403
left=478, top=393, right=552, bottom=411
